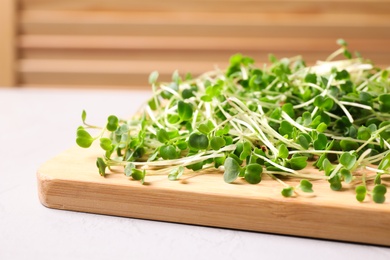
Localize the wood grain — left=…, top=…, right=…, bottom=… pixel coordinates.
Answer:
left=0, top=0, right=16, bottom=86
left=19, top=35, right=390, bottom=52
left=37, top=145, right=390, bottom=246
left=20, top=0, right=390, bottom=14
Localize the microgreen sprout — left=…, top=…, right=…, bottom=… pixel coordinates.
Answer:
left=76, top=40, right=390, bottom=203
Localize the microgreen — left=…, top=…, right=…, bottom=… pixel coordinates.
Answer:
left=281, top=186, right=294, bottom=197
left=298, top=179, right=314, bottom=193
left=76, top=40, right=390, bottom=204
left=188, top=133, right=209, bottom=151
left=339, top=152, right=357, bottom=170
left=372, top=184, right=387, bottom=203
left=244, top=163, right=263, bottom=184
left=223, top=157, right=242, bottom=183
left=355, top=185, right=366, bottom=202
left=76, top=128, right=94, bottom=148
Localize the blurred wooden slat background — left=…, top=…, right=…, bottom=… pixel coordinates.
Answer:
left=1, top=0, right=390, bottom=88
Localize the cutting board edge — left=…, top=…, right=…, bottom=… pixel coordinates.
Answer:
left=36, top=166, right=390, bottom=247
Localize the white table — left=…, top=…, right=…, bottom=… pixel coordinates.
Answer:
left=1, top=87, right=389, bottom=260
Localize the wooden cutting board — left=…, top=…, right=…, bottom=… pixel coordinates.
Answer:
left=37, top=145, right=390, bottom=246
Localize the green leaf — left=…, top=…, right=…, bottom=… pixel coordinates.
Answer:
left=340, top=139, right=359, bottom=151
left=148, top=98, right=159, bottom=110
left=168, top=114, right=181, bottom=124
left=379, top=94, right=390, bottom=104
left=372, top=184, right=387, bottom=204
left=340, top=81, right=353, bottom=93
left=215, top=124, right=230, bottom=136
left=168, top=166, right=184, bottom=181
left=124, top=163, right=135, bottom=177
left=182, top=88, right=195, bottom=99
left=244, top=163, right=263, bottom=184
left=186, top=161, right=205, bottom=171
left=355, top=185, right=366, bottom=202
left=299, top=179, right=314, bottom=193
left=313, top=133, right=327, bottom=150
left=297, top=134, right=310, bottom=149
left=282, top=103, right=295, bottom=119
left=278, top=144, right=289, bottom=159
left=339, top=152, right=357, bottom=170
left=304, top=73, right=317, bottom=84
left=279, top=121, right=294, bottom=138
left=378, top=152, right=390, bottom=171
left=223, top=157, right=241, bottom=183
left=322, top=158, right=334, bottom=176
left=335, top=69, right=350, bottom=80
left=81, top=110, right=87, bottom=123
left=374, top=174, right=382, bottom=185
left=340, top=168, right=352, bottom=183
left=157, top=128, right=170, bottom=143
left=198, top=120, right=214, bottom=134
left=159, top=145, right=178, bottom=160
left=172, top=70, right=181, bottom=83
left=214, top=156, right=226, bottom=168
left=329, top=175, right=342, bottom=191
left=289, top=156, right=308, bottom=170
left=301, top=112, right=312, bottom=126
left=314, top=96, right=334, bottom=111
left=148, top=71, right=159, bottom=84
left=76, top=128, right=94, bottom=148
left=379, top=94, right=390, bottom=112
left=210, top=136, right=226, bottom=150
left=99, top=137, right=113, bottom=151
left=131, top=169, right=145, bottom=182
left=96, top=157, right=107, bottom=177
left=281, top=186, right=294, bottom=197
left=188, top=133, right=209, bottom=150
left=379, top=121, right=390, bottom=141
left=106, top=115, right=119, bottom=132
left=177, top=101, right=193, bottom=121
left=176, top=141, right=188, bottom=150
left=316, top=122, right=328, bottom=133
left=343, top=50, right=352, bottom=59
left=337, top=38, right=348, bottom=47
left=239, top=141, right=252, bottom=160
left=269, top=107, right=282, bottom=120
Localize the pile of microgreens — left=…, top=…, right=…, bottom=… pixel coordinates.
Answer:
left=76, top=40, right=390, bottom=203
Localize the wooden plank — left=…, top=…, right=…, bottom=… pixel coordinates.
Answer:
left=0, top=0, right=17, bottom=86
left=18, top=49, right=390, bottom=67
left=19, top=11, right=390, bottom=38
left=21, top=23, right=390, bottom=39
left=19, top=59, right=221, bottom=74
left=37, top=145, right=390, bottom=246
left=20, top=10, right=390, bottom=26
left=18, top=59, right=220, bottom=87
left=21, top=0, right=390, bottom=14
left=19, top=72, right=152, bottom=87
left=19, top=35, right=390, bottom=53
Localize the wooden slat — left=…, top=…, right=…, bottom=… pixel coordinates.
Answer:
left=0, top=0, right=17, bottom=86
left=19, top=35, right=390, bottom=53
left=19, top=59, right=220, bottom=74
left=20, top=0, right=390, bottom=14
left=18, top=59, right=223, bottom=87
left=19, top=72, right=152, bottom=87
left=20, top=23, right=390, bottom=40
left=20, top=10, right=390, bottom=26
left=18, top=49, right=390, bottom=68
left=19, top=10, right=390, bottom=39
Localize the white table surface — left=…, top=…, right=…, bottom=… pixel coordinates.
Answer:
left=1, top=87, right=389, bottom=260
